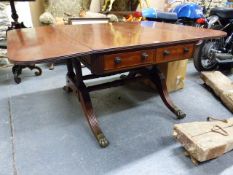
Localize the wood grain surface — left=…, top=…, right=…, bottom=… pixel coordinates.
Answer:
left=103, top=49, right=154, bottom=71
left=156, top=43, right=194, bottom=63
left=201, top=71, right=233, bottom=112
left=7, top=22, right=226, bottom=64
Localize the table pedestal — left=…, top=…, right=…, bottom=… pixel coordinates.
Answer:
left=64, top=57, right=186, bottom=148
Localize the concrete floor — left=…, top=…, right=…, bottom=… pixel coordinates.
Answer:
left=0, top=62, right=232, bottom=175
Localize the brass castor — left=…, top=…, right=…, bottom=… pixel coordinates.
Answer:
left=176, top=110, right=186, bottom=120
left=97, top=133, right=109, bottom=148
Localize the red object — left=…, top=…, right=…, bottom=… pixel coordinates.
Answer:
left=196, top=18, right=206, bottom=24
left=133, top=11, right=142, bottom=18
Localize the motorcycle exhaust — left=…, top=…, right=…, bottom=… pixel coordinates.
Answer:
left=215, top=53, right=233, bottom=63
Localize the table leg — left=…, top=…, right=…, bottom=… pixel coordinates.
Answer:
left=64, top=59, right=109, bottom=148
left=78, top=83, right=109, bottom=148
left=63, top=59, right=74, bottom=93
left=64, top=59, right=185, bottom=147
left=12, top=65, right=42, bottom=84
left=148, top=66, right=186, bottom=119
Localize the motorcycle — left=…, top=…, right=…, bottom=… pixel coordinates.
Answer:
left=193, top=7, right=233, bottom=71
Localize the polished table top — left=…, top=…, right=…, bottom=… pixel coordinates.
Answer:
left=7, top=22, right=226, bottom=64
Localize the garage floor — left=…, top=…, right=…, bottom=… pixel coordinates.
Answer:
left=0, top=62, right=232, bottom=175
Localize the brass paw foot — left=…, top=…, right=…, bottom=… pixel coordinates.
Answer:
left=176, top=110, right=186, bottom=119
left=173, top=106, right=186, bottom=119
left=97, top=133, right=109, bottom=148
left=63, top=86, right=73, bottom=93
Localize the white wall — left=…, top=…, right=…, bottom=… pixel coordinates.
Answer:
left=137, top=0, right=166, bottom=11
left=29, top=0, right=45, bottom=27
left=6, top=2, right=33, bottom=27
left=150, top=0, right=166, bottom=10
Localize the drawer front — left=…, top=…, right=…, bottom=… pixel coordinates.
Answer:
left=156, top=44, right=194, bottom=63
left=104, top=50, right=154, bottom=71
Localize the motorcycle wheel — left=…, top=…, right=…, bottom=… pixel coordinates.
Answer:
left=193, top=41, right=218, bottom=72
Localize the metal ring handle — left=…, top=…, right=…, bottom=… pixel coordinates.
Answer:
left=163, top=50, right=170, bottom=56
left=141, top=52, right=149, bottom=60
left=114, top=57, right=122, bottom=64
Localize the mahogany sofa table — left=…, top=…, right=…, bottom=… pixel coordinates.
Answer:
left=7, top=22, right=226, bottom=148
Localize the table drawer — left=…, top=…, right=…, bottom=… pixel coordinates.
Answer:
left=156, top=44, right=194, bottom=63
left=104, top=50, right=154, bottom=71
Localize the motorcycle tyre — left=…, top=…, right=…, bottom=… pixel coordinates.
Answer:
left=193, top=41, right=218, bottom=72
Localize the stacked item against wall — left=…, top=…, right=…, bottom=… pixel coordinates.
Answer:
left=0, top=2, right=10, bottom=66
left=101, top=0, right=147, bottom=22
left=165, top=0, right=227, bottom=12
left=39, top=0, right=120, bottom=25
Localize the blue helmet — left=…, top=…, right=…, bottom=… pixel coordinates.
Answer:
left=142, top=8, right=157, bottom=19
left=171, top=3, right=204, bottom=19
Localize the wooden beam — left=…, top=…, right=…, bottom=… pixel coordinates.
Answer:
left=201, top=71, right=233, bottom=112
left=174, top=118, right=233, bottom=163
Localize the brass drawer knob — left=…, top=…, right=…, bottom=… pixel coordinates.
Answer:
left=184, top=48, right=189, bottom=53
left=163, top=50, right=170, bottom=56
left=141, top=52, right=149, bottom=60
left=114, top=57, right=122, bottom=64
